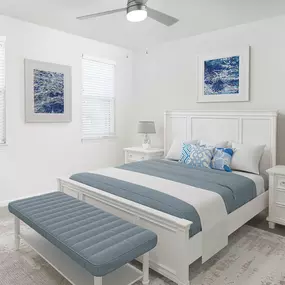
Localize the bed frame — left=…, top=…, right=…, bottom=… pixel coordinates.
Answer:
left=58, top=110, right=278, bottom=285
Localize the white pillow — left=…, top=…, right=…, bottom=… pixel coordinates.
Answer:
left=231, top=143, right=265, bottom=174
left=200, top=140, right=228, bottom=148
left=166, top=139, right=198, bottom=161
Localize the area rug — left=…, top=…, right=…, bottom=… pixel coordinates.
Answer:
left=1, top=217, right=285, bottom=285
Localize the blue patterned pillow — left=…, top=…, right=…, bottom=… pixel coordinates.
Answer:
left=211, top=148, right=234, bottom=172
left=179, top=143, right=214, bottom=168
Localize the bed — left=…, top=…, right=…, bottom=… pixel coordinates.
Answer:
left=58, top=110, right=278, bottom=285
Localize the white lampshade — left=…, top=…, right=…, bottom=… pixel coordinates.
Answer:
left=137, top=121, right=156, bottom=134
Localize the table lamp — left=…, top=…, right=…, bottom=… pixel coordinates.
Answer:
left=138, top=121, right=156, bottom=149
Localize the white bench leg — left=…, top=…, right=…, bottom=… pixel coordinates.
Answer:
left=142, top=252, right=150, bottom=285
left=94, top=277, right=102, bottom=285
left=14, top=216, right=20, bottom=251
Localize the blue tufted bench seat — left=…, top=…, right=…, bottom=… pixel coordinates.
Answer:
left=8, top=192, right=157, bottom=285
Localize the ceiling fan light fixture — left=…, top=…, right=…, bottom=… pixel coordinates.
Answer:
left=77, top=0, right=179, bottom=27
left=126, top=4, right=147, bottom=23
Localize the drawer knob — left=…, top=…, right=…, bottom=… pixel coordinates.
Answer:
left=281, top=181, right=285, bottom=186
left=141, top=156, right=145, bottom=160
left=129, top=154, right=132, bottom=158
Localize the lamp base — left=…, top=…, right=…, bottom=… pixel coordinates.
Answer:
left=142, top=134, right=151, bottom=150
left=142, top=143, right=151, bottom=150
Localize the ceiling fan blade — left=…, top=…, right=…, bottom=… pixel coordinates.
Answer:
left=147, top=8, right=179, bottom=26
left=77, top=8, right=126, bottom=20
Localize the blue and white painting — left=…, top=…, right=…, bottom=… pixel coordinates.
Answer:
left=33, top=69, right=64, bottom=114
left=204, top=56, right=240, bottom=96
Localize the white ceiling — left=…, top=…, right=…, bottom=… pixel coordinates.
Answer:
left=1, top=0, right=285, bottom=50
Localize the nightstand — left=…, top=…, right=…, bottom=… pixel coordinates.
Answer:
left=267, top=165, right=285, bottom=229
left=124, top=147, right=164, bottom=164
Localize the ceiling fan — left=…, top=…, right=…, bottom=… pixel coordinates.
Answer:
left=77, top=0, right=179, bottom=26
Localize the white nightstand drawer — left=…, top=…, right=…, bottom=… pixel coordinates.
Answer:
left=275, top=190, right=285, bottom=204
left=124, top=147, right=164, bottom=164
left=273, top=204, right=285, bottom=220
left=277, top=176, right=285, bottom=190
left=267, top=166, right=285, bottom=229
left=127, top=152, right=146, bottom=162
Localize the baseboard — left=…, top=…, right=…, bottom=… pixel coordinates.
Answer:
left=0, top=199, right=10, bottom=217
left=0, top=205, right=10, bottom=218
left=0, top=199, right=10, bottom=207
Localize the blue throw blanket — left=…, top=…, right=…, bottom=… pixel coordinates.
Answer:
left=70, top=160, right=256, bottom=236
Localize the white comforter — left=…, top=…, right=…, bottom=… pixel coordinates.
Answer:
left=92, top=167, right=228, bottom=262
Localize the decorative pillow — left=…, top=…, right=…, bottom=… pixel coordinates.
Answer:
left=231, top=143, right=265, bottom=174
left=211, top=148, right=234, bottom=172
left=200, top=140, right=228, bottom=148
left=179, top=143, right=214, bottom=169
left=166, top=139, right=198, bottom=161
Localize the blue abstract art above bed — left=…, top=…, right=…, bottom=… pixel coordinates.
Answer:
left=34, top=69, right=64, bottom=114
left=204, top=56, right=240, bottom=96
left=197, top=46, right=250, bottom=103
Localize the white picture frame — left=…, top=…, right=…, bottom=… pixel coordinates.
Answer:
left=25, top=59, right=72, bottom=123
left=197, top=46, right=250, bottom=103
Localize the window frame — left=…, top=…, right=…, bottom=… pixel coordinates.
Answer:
left=0, top=36, right=6, bottom=146
left=81, top=55, right=116, bottom=141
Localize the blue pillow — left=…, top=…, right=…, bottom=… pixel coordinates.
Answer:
left=211, top=148, right=234, bottom=172
left=179, top=143, right=214, bottom=169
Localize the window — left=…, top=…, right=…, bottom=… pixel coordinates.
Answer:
left=82, top=55, right=115, bottom=139
left=0, top=39, right=5, bottom=144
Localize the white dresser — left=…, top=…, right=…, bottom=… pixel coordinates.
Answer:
left=267, top=165, right=285, bottom=229
left=124, top=147, right=164, bottom=164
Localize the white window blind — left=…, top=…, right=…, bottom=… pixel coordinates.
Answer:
left=0, top=40, right=5, bottom=144
left=82, top=56, right=115, bottom=139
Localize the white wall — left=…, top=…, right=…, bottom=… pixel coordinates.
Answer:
left=0, top=16, right=133, bottom=204
left=2, top=14, right=285, bottom=205
left=130, top=15, right=285, bottom=164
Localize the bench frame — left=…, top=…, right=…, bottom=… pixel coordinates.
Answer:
left=14, top=216, right=151, bottom=285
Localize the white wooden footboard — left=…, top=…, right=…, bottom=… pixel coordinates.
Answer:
left=58, top=178, right=196, bottom=285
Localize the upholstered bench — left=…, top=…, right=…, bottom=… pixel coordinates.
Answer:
left=8, top=192, right=157, bottom=285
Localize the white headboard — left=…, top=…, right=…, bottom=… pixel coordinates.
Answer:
left=164, top=110, right=278, bottom=169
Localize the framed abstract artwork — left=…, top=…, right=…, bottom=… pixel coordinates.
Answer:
left=25, top=59, right=72, bottom=122
left=197, top=46, right=250, bottom=103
